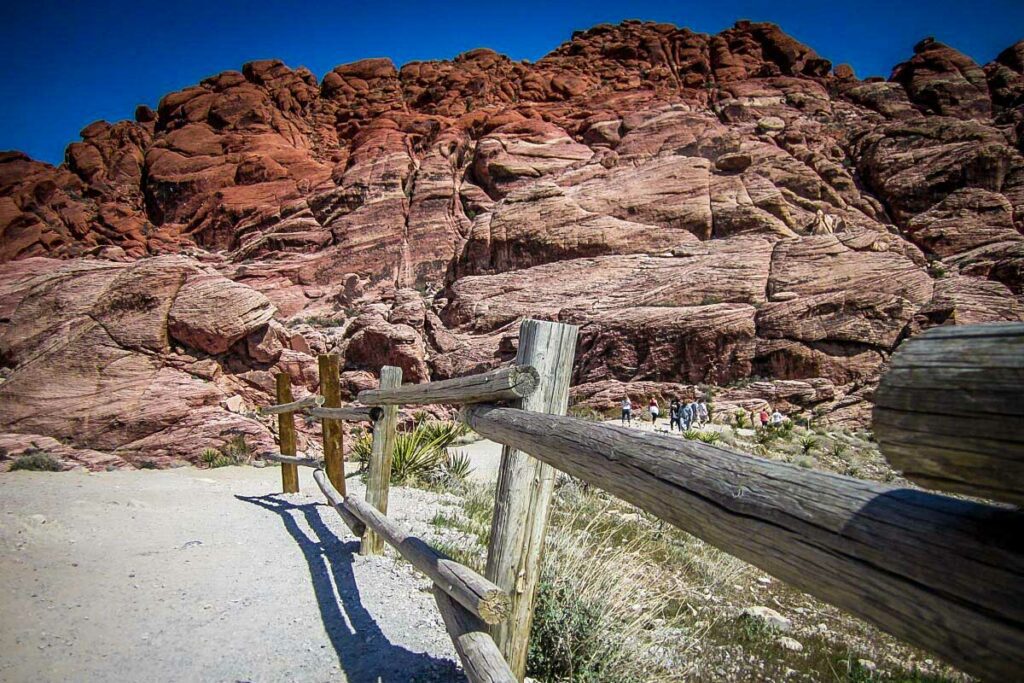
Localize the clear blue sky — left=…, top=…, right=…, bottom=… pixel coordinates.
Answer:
left=3, top=0, right=1022, bottom=165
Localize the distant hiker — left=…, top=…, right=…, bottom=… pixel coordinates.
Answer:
left=621, top=397, right=633, bottom=425
left=669, top=398, right=682, bottom=431
left=696, top=399, right=709, bottom=427
left=649, top=398, right=660, bottom=425
left=771, top=410, right=784, bottom=426
left=684, top=400, right=698, bottom=430
left=759, top=408, right=770, bottom=429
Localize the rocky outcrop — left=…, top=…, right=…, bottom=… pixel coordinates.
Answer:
left=1, top=19, right=1023, bottom=450
left=0, top=257, right=319, bottom=467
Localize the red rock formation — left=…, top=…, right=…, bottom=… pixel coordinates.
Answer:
left=1, top=20, right=1023, bottom=457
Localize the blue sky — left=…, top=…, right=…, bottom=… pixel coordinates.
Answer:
left=2, top=0, right=1022, bottom=165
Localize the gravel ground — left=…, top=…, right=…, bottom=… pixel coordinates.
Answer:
left=0, top=465, right=466, bottom=683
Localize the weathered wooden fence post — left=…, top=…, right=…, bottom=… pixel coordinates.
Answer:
left=275, top=373, right=300, bottom=494
left=485, top=318, right=578, bottom=679
left=318, top=354, right=345, bottom=495
left=361, top=365, right=402, bottom=555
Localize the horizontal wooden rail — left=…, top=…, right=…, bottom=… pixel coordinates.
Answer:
left=307, top=405, right=383, bottom=422
left=461, top=405, right=1024, bottom=681
left=357, top=365, right=539, bottom=406
left=258, top=394, right=324, bottom=415
left=433, top=586, right=516, bottom=683
left=262, top=452, right=321, bottom=468
left=312, top=468, right=367, bottom=536
left=341, top=493, right=510, bottom=624
left=873, top=322, right=1024, bottom=505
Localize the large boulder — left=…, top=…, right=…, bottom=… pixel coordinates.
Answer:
left=0, top=257, right=282, bottom=466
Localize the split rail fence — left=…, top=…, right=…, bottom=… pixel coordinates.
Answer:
left=257, top=319, right=1023, bottom=682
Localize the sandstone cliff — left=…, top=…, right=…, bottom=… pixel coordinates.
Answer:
left=1, top=21, right=1023, bottom=466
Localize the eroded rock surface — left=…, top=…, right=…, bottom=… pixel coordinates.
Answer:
left=2, top=20, right=1023, bottom=457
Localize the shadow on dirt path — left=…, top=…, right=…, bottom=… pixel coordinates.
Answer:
left=237, top=494, right=462, bottom=682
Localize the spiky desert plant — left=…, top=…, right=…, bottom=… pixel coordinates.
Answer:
left=696, top=431, right=722, bottom=445
left=389, top=427, right=453, bottom=484
left=682, top=429, right=701, bottom=441
left=439, top=449, right=474, bottom=483
left=733, top=411, right=749, bottom=429
left=799, top=435, right=819, bottom=455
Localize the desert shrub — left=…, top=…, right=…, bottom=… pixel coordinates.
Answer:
left=10, top=452, right=62, bottom=472
left=569, top=405, right=605, bottom=422
left=799, top=435, right=819, bottom=455
left=199, top=435, right=253, bottom=468
left=682, top=429, right=701, bottom=441
left=733, top=411, right=749, bottom=429
left=696, top=431, right=722, bottom=445
left=438, top=450, right=474, bottom=483
left=830, top=441, right=849, bottom=459
left=353, top=420, right=472, bottom=484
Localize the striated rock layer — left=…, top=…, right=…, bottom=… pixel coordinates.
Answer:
left=2, top=21, right=1024, bottom=464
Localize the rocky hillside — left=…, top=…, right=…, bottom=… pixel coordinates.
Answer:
left=1, top=20, right=1023, bottom=467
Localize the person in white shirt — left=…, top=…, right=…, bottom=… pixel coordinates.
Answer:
left=771, top=410, right=784, bottom=426
left=621, top=397, right=633, bottom=425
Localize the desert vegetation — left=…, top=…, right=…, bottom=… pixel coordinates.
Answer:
left=409, top=419, right=965, bottom=683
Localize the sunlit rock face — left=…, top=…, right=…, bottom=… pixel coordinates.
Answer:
left=2, top=22, right=1023, bottom=456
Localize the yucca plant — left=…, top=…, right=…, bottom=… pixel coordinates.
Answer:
left=439, top=449, right=474, bottom=483
left=696, top=431, right=722, bottom=445
left=733, top=411, right=749, bottom=429
left=682, top=429, right=701, bottom=441
left=417, top=420, right=469, bottom=448
left=830, top=441, right=849, bottom=459
left=390, top=428, right=451, bottom=484
left=799, top=435, right=819, bottom=455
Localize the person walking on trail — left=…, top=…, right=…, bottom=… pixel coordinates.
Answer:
left=696, top=399, right=709, bottom=427
left=759, top=408, right=770, bottom=429
left=684, top=400, right=698, bottom=430
left=649, top=398, right=660, bottom=426
left=771, top=409, right=785, bottom=427
left=621, top=397, right=633, bottom=425
left=669, top=398, right=682, bottom=431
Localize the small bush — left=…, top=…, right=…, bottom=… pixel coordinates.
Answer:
left=10, top=452, right=62, bottom=472
left=682, top=429, right=701, bottom=440
left=733, top=411, right=749, bottom=429
left=569, top=405, right=605, bottom=422
left=696, top=431, right=722, bottom=445
left=830, top=442, right=849, bottom=459
left=799, top=435, right=819, bottom=455
left=439, top=450, right=473, bottom=483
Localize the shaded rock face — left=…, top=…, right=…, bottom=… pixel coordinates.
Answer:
left=1, top=19, right=1023, bottom=448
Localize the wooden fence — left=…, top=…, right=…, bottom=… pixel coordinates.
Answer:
left=257, top=319, right=1023, bottom=682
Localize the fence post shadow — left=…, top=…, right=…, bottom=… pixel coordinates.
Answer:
left=235, top=493, right=463, bottom=683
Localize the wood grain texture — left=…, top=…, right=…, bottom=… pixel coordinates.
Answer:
left=312, top=468, right=366, bottom=537
left=258, top=393, right=323, bottom=415
left=357, top=365, right=539, bottom=406
left=362, top=365, right=402, bottom=556
left=307, top=405, right=383, bottom=422
left=873, top=322, right=1024, bottom=505
left=433, top=586, right=516, bottom=683
left=484, top=320, right=579, bottom=679
left=275, top=374, right=299, bottom=494
left=461, top=404, right=1024, bottom=682
left=343, top=492, right=510, bottom=624
left=319, top=354, right=346, bottom=495
left=262, top=452, right=320, bottom=468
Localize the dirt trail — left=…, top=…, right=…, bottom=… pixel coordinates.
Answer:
left=0, top=466, right=464, bottom=682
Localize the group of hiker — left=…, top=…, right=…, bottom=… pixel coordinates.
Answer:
left=620, top=396, right=709, bottom=431
left=620, top=396, right=788, bottom=432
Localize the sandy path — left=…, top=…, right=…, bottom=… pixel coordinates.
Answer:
left=0, top=466, right=464, bottom=683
